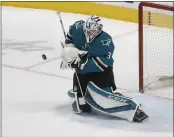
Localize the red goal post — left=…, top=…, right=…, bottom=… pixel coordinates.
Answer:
left=138, top=2, right=174, bottom=93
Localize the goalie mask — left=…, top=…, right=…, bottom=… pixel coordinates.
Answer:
left=83, top=15, right=103, bottom=43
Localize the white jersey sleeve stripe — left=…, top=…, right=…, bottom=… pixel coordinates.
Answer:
left=96, top=57, right=108, bottom=68
left=92, top=58, right=104, bottom=71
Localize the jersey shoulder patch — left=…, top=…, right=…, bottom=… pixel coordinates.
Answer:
left=72, top=20, right=85, bottom=30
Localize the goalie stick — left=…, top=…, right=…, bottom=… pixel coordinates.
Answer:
left=57, top=12, right=84, bottom=97
left=41, top=12, right=66, bottom=61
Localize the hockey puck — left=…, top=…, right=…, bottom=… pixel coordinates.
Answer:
left=42, top=54, right=47, bottom=60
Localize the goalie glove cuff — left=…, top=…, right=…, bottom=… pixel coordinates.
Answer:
left=80, top=58, right=88, bottom=70
left=69, top=54, right=88, bottom=69
left=68, top=58, right=80, bottom=68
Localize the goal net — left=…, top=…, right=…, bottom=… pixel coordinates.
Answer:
left=138, top=2, right=174, bottom=93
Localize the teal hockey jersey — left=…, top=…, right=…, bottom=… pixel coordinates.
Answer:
left=65, top=20, right=115, bottom=74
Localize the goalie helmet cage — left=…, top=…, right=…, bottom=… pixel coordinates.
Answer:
left=138, top=2, right=174, bottom=93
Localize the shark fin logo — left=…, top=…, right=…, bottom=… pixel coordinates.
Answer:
left=101, top=39, right=111, bottom=46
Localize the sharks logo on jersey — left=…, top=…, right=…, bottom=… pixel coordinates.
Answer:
left=100, top=39, right=111, bottom=46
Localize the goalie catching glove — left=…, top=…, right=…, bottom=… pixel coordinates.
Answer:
left=60, top=45, right=88, bottom=70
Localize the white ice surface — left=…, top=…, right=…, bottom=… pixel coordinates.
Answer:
left=2, top=6, right=173, bottom=137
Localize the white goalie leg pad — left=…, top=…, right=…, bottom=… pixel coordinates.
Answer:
left=84, top=81, right=140, bottom=122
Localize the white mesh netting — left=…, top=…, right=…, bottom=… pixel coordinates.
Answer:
left=142, top=3, right=174, bottom=90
